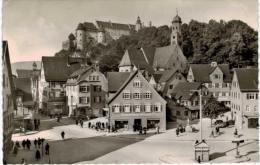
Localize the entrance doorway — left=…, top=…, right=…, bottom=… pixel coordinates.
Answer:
left=134, top=119, right=142, bottom=131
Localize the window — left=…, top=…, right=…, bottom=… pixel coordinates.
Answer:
left=123, top=104, right=130, bottom=113
left=96, top=76, right=99, bottom=81
left=222, top=92, right=226, bottom=97
left=94, top=85, right=102, bottom=92
left=208, top=83, right=212, bottom=88
left=185, top=111, right=188, bottom=116
left=134, top=105, right=141, bottom=113
left=254, top=106, right=257, bottom=112
left=256, top=93, right=258, bottom=100
left=79, top=97, right=88, bottom=104
left=169, top=85, right=173, bottom=89
left=246, top=105, right=250, bottom=112
left=94, top=96, right=101, bottom=103
left=133, top=80, right=142, bottom=88
left=123, top=91, right=131, bottom=99
left=79, top=86, right=87, bottom=92
left=60, top=91, right=65, bottom=97
left=214, top=74, right=220, bottom=79
left=144, top=91, right=152, bottom=99
left=133, top=91, right=141, bottom=99
left=247, top=93, right=255, bottom=100
left=51, top=82, right=55, bottom=87
left=222, top=83, right=227, bottom=88
left=145, top=104, right=151, bottom=112
left=154, top=103, right=161, bottom=112
left=113, top=104, right=120, bottom=113
left=215, top=83, right=219, bottom=88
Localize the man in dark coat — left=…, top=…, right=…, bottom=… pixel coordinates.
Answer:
left=45, top=143, right=50, bottom=155
left=38, top=138, right=42, bottom=148
left=61, top=131, right=65, bottom=140
left=22, top=140, right=26, bottom=149
left=26, top=139, right=31, bottom=150
left=35, top=150, right=41, bottom=160
left=34, top=139, right=38, bottom=148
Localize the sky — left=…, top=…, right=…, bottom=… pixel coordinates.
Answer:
left=3, top=0, right=258, bottom=63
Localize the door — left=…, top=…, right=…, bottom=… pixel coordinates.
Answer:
left=134, top=119, right=142, bottom=131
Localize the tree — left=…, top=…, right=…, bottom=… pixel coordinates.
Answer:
left=203, top=96, right=226, bottom=127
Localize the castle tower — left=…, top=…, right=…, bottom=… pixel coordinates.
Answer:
left=76, top=23, right=86, bottom=50
left=171, top=12, right=182, bottom=45
left=32, top=61, right=37, bottom=71
left=135, top=16, right=142, bottom=31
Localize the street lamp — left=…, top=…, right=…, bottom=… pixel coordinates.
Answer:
left=190, top=88, right=203, bottom=140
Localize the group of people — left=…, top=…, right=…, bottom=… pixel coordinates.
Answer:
left=75, top=119, right=84, bottom=128
left=88, top=121, right=107, bottom=131
left=12, top=137, right=50, bottom=162
left=210, top=126, right=221, bottom=138
left=176, top=125, right=186, bottom=136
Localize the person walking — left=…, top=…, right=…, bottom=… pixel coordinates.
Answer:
left=88, top=122, right=91, bottom=128
left=45, top=143, right=50, bottom=155
left=80, top=120, right=83, bottom=128
left=22, top=140, right=26, bottom=149
left=61, top=131, right=65, bottom=140
left=35, top=150, right=41, bottom=161
left=38, top=138, right=42, bottom=148
left=176, top=128, right=179, bottom=137
left=26, top=139, right=31, bottom=150
left=34, top=139, right=38, bottom=148
left=75, top=119, right=78, bottom=125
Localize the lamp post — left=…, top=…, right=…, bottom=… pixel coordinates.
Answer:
left=191, top=88, right=203, bottom=141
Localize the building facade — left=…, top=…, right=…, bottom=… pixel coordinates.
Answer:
left=108, top=71, right=166, bottom=131
left=3, top=41, right=16, bottom=160
left=38, top=56, right=80, bottom=116
left=66, top=64, right=108, bottom=118
left=187, top=62, right=232, bottom=107
left=230, top=68, right=258, bottom=129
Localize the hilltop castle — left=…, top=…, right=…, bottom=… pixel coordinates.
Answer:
left=62, top=16, right=144, bottom=51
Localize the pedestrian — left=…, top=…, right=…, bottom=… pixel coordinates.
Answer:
left=45, top=143, right=50, bottom=155
left=234, top=128, right=238, bottom=136
left=38, top=138, right=42, bottom=148
left=34, top=139, right=37, bottom=148
left=38, top=119, right=41, bottom=127
left=34, top=119, right=37, bottom=130
left=21, top=158, right=26, bottom=164
left=143, top=127, right=147, bottom=135
left=35, top=150, right=41, bottom=160
left=26, top=139, right=31, bottom=150
left=198, top=156, right=201, bottom=163
left=16, top=141, right=21, bottom=148
left=176, top=128, right=179, bottom=137
left=76, top=119, right=78, bottom=125
left=80, top=120, right=83, bottom=128
left=210, top=130, right=214, bottom=137
left=22, top=140, right=26, bottom=149
left=61, top=131, right=65, bottom=140
left=13, top=145, right=18, bottom=155
left=139, top=126, right=143, bottom=135
left=88, top=122, right=91, bottom=128
left=157, top=125, right=160, bottom=134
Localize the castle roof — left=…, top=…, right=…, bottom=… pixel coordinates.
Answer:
left=83, top=22, right=98, bottom=32
left=136, top=16, right=141, bottom=24
left=234, top=68, right=258, bottom=92
left=172, top=82, right=202, bottom=100
left=76, top=23, right=85, bottom=31
left=96, top=20, right=134, bottom=31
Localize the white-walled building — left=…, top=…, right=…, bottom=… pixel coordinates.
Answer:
left=230, top=68, right=258, bottom=129
left=66, top=64, right=108, bottom=117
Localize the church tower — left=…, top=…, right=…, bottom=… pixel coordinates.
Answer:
left=171, top=12, right=182, bottom=45
left=76, top=23, right=86, bottom=50
left=135, top=16, right=142, bottom=31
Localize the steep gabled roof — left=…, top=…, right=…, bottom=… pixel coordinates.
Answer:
left=190, top=64, right=231, bottom=83
left=17, top=69, right=33, bottom=78
left=107, top=72, right=131, bottom=92
left=141, top=46, right=156, bottom=65
left=42, top=56, right=81, bottom=82
left=158, top=69, right=177, bottom=83
left=96, top=20, right=134, bottom=31
left=119, top=48, right=154, bottom=74
left=235, top=68, right=258, bottom=92
left=172, top=82, right=202, bottom=100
